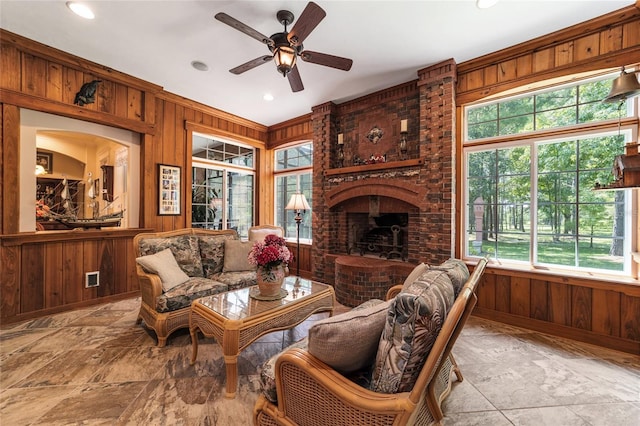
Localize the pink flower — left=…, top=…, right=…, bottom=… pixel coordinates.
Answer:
left=248, top=234, right=293, bottom=269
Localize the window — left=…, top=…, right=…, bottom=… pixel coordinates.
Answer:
left=463, top=73, right=635, bottom=276
left=192, top=133, right=255, bottom=238
left=274, top=143, right=313, bottom=241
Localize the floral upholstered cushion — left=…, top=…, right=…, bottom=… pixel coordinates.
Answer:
left=209, top=271, right=256, bottom=291
left=308, top=299, right=390, bottom=374
left=136, top=248, right=190, bottom=292
left=222, top=240, right=257, bottom=272
left=155, top=277, right=228, bottom=313
left=198, top=234, right=237, bottom=278
left=401, top=262, right=429, bottom=289
left=370, top=270, right=454, bottom=393
left=260, top=338, right=309, bottom=404
left=138, top=235, right=204, bottom=278
left=429, top=258, right=469, bottom=296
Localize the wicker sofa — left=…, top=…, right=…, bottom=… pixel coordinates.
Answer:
left=133, top=228, right=261, bottom=347
left=254, top=257, right=488, bottom=426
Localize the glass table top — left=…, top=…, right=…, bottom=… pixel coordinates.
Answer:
left=196, top=276, right=331, bottom=321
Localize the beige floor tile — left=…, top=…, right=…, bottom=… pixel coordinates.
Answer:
left=1, top=298, right=638, bottom=426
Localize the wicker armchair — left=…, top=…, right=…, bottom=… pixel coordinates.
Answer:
left=254, top=258, right=488, bottom=426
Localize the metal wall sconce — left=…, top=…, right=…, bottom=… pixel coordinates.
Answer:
left=399, top=119, right=408, bottom=160
left=337, top=133, right=345, bottom=167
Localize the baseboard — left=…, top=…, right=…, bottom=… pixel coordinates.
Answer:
left=472, top=307, right=640, bottom=355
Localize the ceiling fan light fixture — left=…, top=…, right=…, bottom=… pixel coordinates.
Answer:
left=273, top=45, right=297, bottom=77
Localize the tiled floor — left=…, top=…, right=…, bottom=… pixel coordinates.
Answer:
left=1, top=296, right=639, bottom=425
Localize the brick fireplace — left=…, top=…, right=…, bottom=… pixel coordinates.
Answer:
left=310, top=59, right=457, bottom=306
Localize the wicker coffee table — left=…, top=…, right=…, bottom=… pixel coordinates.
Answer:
left=189, top=276, right=335, bottom=398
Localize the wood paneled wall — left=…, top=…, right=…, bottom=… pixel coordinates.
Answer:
left=0, top=30, right=269, bottom=323
left=1, top=230, right=143, bottom=323
left=456, top=4, right=640, bottom=104
left=474, top=268, right=640, bottom=354
left=456, top=3, right=640, bottom=354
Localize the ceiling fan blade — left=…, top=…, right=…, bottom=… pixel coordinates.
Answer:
left=287, top=66, right=304, bottom=92
left=229, top=56, right=272, bottom=75
left=288, top=2, right=326, bottom=47
left=300, top=51, right=353, bottom=71
left=215, top=12, right=271, bottom=45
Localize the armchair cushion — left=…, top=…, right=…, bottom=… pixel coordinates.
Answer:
left=136, top=248, right=189, bottom=292
left=260, top=337, right=309, bottom=404
left=430, top=258, right=470, bottom=296
left=222, top=240, right=257, bottom=272
left=156, top=277, right=228, bottom=313
left=138, top=235, right=204, bottom=278
left=308, top=298, right=389, bottom=374
left=401, top=262, right=429, bottom=289
left=371, top=270, right=454, bottom=393
left=199, top=233, right=237, bottom=278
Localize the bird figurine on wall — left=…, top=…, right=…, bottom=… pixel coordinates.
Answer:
left=74, top=80, right=102, bottom=106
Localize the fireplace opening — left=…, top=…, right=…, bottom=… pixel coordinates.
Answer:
left=347, top=213, right=408, bottom=260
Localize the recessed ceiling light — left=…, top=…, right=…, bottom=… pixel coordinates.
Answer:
left=66, top=2, right=95, bottom=19
left=477, top=0, right=499, bottom=9
left=191, top=61, right=209, bottom=71
left=263, top=93, right=274, bottom=101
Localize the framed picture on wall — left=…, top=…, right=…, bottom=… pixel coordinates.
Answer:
left=36, top=151, right=53, bottom=174
left=158, top=164, right=181, bottom=215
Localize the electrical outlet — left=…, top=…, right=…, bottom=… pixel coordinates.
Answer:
left=85, top=271, right=99, bottom=288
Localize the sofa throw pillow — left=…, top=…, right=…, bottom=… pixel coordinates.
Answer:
left=137, top=235, right=204, bottom=278
left=136, top=248, right=190, bottom=292
left=223, top=240, right=257, bottom=272
left=308, top=299, right=390, bottom=374
left=370, top=270, right=455, bottom=394
left=199, top=234, right=237, bottom=278
left=429, top=258, right=469, bottom=296
left=402, top=262, right=429, bottom=289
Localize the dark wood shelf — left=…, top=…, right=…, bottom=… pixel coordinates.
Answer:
left=325, top=158, right=424, bottom=176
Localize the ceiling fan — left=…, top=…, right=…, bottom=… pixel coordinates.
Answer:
left=214, top=2, right=353, bottom=92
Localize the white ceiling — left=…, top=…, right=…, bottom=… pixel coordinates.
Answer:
left=0, top=1, right=633, bottom=126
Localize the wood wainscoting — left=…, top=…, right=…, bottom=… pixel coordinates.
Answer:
left=473, top=265, right=640, bottom=355
left=0, top=229, right=148, bottom=324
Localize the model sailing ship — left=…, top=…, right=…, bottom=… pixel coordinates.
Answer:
left=37, top=173, right=123, bottom=229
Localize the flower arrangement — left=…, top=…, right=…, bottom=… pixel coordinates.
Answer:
left=248, top=234, right=293, bottom=271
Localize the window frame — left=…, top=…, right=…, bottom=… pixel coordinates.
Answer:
left=274, top=142, right=313, bottom=243
left=461, top=73, right=639, bottom=279
left=191, top=132, right=256, bottom=238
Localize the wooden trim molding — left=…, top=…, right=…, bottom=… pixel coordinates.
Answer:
left=0, top=29, right=162, bottom=93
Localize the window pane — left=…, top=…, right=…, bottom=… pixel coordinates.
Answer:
left=192, top=167, right=224, bottom=229
left=538, top=141, right=577, bottom=172
left=535, top=87, right=576, bottom=110
left=192, top=134, right=254, bottom=168
left=227, top=171, right=253, bottom=239
left=464, top=75, right=626, bottom=141
left=275, top=143, right=313, bottom=170
left=536, top=106, right=577, bottom=129
left=467, top=104, right=497, bottom=124
left=500, top=96, right=534, bottom=118
left=275, top=173, right=312, bottom=240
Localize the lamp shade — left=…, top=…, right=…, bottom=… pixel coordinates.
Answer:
left=604, top=68, right=640, bottom=103
left=273, top=45, right=297, bottom=77
left=285, top=192, right=310, bottom=211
